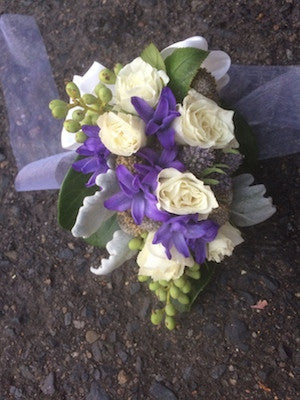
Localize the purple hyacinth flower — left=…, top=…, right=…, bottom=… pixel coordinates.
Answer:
left=104, top=165, right=169, bottom=225
left=135, top=146, right=185, bottom=190
left=72, top=125, right=110, bottom=187
left=153, top=215, right=219, bottom=262
left=131, top=87, right=180, bottom=149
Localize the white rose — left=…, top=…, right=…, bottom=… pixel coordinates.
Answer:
left=156, top=168, right=218, bottom=216
left=174, top=89, right=235, bottom=149
left=207, top=222, right=244, bottom=263
left=114, top=57, right=169, bottom=114
left=137, top=232, right=194, bottom=281
left=97, top=111, right=146, bottom=156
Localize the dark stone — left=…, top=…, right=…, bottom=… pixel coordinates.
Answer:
left=64, top=312, right=72, bottom=326
left=135, top=356, right=142, bottom=374
left=203, top=323, right=220, bottom=338
left=9, top=386, right=23, bottom=398
left=40, top=372, right=55, bottom=395
left=260, top=274, right=280, bottom=292
left=149, top=382, right=178, bottom=400
left=91, top=342, right=102, bottom=362
left=58, top=248, right=73, bottom=260
left=108, top=330, right=116, bottom=343
left=117, top=350, right=128, bottom=363
left=87, top=381, right=110, bottom=400
left=210, top=364, right=226, bottom=379
left=129, top=282, right=141, bottom=295
left=225, top=319, right=249, bottom=352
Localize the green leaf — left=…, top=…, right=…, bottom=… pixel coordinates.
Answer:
left=57, top=157, right=98, bottom=231
left=221, top=101, right=258, bottom=173
left=171, top=262, right=217, bottom=313
left=141, top=43, right=166, bottom=72
left=165, top=48, right=209, bottom=102
left=233, top=111, right=258, bottom=173
left=202, top=167, right=226, bottom=177
left=84, top=214, right=119, bottom=248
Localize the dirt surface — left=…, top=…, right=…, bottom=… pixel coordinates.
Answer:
left=0, top=1, right=299, bottom=399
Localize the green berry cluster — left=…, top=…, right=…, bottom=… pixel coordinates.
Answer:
left=138, top=262, right=201, bottom=331
left=49, top=64, right=123, bottom=143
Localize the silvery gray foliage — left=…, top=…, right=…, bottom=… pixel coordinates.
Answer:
left=90, top=230, right=137, bottom=275
left=230, top=174, right=276, bottom=227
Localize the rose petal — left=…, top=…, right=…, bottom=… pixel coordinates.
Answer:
left=90, top=230, right=137, bottom=275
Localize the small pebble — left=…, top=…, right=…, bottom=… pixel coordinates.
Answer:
left=86, top=330, right=100, bottom=344
left=118, top=369, right=129, bottom=385
left=73, top=320, right=85, bottom=329
left=40, top=372, right=55, bottom=395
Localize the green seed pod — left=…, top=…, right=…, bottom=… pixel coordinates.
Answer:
left=94, top=82, right=106, bottom=96
left=114, top=63, right=123, bottom=75
left=98, top=86, right=113, bottom=104
left=149, top=281, right=160, bottom=292
left=169, top=285, right=180, bottom=299
left=51, top=106, right=68, bottom=119
left=165, top=315, right=175, bottom=330
left=158, top=280, right=169, bottom=287
left=63, top=119, right=81, bottom=133
left=140, top=232, right=148, bottom=239
left=181, top=281, right=192, bottom=294
left=128, top=238, right=143, bottom=251
left=138, top=275, right=149, bottom=283
left=49, top=99, right=67, bottom=110
left=91, top=113, right=100, bottom=125
left=75, top=130, right=88, bottom=143
left=99, top=68, right=116, bottom=84
left=178, top=293, right=190, bottom=305
left=174, top=276, right=186, bottom=288
left=66, top=82, right=80, bottom=99
left=72, top=109, right=86, bottom=122
left=186, top=269, right=201, bottom=280
left=156, top=288, right=167, bottom=302
left=165, top=303, right=176, bottom=317
left=151, top=309, right=164, bottom=325
left=82, top=94, right=98, bottom=105
left=190, top=262, right=200, bottom=271
left=81, top=115, right=93, bottom=125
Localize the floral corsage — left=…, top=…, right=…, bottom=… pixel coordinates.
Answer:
left=50, top=37, right=276, bottom=330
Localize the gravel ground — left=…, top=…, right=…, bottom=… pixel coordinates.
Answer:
left=0, top=1, right=299, bottom=399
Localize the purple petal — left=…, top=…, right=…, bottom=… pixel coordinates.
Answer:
left=146, top=120, right=160, bottom=136
left=137, top=148, right=158, bottom=165
left=161, top=87, right=177, bottom=110
left=82, top=125, right=100, bottom=138
left=86, top=171, right=99, bottom=187
left=72, top=157, right=90, bottom=171
left=145, top=201, right=169, bottom=222
left=159, top=148, right=177, bottom=165
left=157, top=128, right=175, bottom=149
left=193, top=241, right=207, bottom=264
left=173, top=232, right=190, bottom=258
left=104, top=192, right=131, bottom=211
left=131, top=97, right=154, bottom=122
left=131, top=194, right=145, bottom=225
left=154, top=96, right=169, bottom=121
left=116, top=166, right=136, bottom=195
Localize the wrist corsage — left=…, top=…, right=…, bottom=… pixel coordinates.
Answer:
left=50, top=37, right=276, bottom=330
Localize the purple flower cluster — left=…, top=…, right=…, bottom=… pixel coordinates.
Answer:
left=72, top=125, right=110, bottom=187
left=131, top=87, right=180, bottom=149
left=153, top=215, right=218, bottom=264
